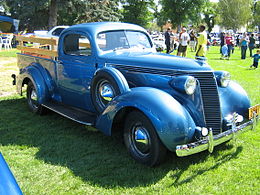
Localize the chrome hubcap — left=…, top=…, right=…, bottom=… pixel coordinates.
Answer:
left=99, top=82, right=115, bottom=102
left=133, top=126, right=150, bottom=155
left=31, top=89, right=37, bottom=101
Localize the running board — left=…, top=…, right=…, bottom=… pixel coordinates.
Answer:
left=43, top=102, right=97, bottom=126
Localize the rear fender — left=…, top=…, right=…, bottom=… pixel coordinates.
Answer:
left=96, top=87, right=196, bottom=151
left=17, top=63, right=50, bottom=104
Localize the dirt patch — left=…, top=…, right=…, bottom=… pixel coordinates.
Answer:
left=0, top=57, right=18, bottom=97
left=0, top=58, right=17, bottom=67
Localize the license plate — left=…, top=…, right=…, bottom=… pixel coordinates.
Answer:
left=249, top=104, right=260, bottom=119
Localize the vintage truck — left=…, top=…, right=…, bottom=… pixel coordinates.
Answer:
left=13, top=22, right=259, bottom=166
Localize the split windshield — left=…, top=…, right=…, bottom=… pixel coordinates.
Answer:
left=97, top=30, right=152, bottom=52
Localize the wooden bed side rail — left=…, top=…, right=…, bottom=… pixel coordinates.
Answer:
left=16, top=35, right=58, bottom=58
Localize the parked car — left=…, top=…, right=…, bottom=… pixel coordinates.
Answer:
left=152, top=36, right=166, bottom=52
left=14, top=22, right=259, bottom=166
left=0, top=153, right=23, bottom=195
left=211, top=37, right=221, bottom=46
left=33, top=25, right=69, bottom=38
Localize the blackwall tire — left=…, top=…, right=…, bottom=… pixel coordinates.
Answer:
left=123, top=111, right=167, bottom=166
left=26, top=81, right=46, bottom=115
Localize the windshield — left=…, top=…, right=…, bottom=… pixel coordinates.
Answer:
left=97, top=30, right=153, bottom=51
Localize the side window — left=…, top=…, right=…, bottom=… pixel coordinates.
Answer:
left=63, top=34, right=91, bottom=56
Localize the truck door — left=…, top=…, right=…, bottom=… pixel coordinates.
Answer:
left=57, top=32, right=96, bottom=111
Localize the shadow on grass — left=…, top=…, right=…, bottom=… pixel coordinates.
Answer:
left=0, top=97, right=243, bottom=188
left=169, top=145, right=242, bottom=187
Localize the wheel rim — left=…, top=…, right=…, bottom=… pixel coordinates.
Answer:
left=131, top=125, right=151, bottom=156
left=29, top=87, right=39, bottom=109
left=96, top=80, right=115, bottom=108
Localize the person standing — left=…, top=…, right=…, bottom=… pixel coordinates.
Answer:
left=220, top=32, right=225, bottom=54
left=195, top=25, right=207, bottom=58
left=248, top=34, right=256, bottom=57
left=177, top=27, right=190, bottom=57
left=240, top=33, right=249, bottom=59
left=165, top=27, right=171, bottom=54
left=224, top=32, right=234, bottom=59
left=236, top=34, right=240, bottom=47
left=189, top=30, right=196, bottom=52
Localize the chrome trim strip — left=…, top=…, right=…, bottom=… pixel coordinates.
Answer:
left=176, top=115, right=258, bottom=157
left=42, top=104, right=94, bottom=126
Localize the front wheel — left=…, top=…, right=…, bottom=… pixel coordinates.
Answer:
left=124, top=111, right=167, bottom=166
left=26, top=81, right=46, bottom=115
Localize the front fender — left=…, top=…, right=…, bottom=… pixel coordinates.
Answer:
left=219, top=81, right=251, bottom=130
left=17, top=64, right=49, bottom=104
left=96, top=87, right=196, bottom=151
left=94, top=67, right=130, bottom=93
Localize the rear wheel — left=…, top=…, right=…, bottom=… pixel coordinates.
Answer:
left=123, top=111, right=167, bottom=166
left=26, top=81, right=46, bottom=115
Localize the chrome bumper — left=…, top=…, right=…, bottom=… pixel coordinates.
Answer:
left=176, top=113, right=258, bottom=157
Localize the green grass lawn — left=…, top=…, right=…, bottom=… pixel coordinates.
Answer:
left=0, top=47, right=259, bottom=195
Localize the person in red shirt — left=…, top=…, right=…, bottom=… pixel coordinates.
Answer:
left=224, top=33, right=234, bottom=59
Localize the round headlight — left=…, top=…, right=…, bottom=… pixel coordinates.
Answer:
left=185, top=76, right=197, bottom=95
left=220, top=71, right=231, bottom=87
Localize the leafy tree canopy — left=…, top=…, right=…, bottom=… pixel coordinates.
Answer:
left=160, top=0, right=208, bottom=29
left=218, top=0, right=253, bottom=30
left=203, top=1, right=218, bottom=32
left=0, top=0, right=121, bottom=31
left=121, top=0, right=155, bottom=28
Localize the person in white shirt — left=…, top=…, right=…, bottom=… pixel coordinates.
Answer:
left=177, top=27, right=190, bottom=57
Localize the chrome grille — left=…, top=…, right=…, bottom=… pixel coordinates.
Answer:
left=189, top=72, right=222, bottom=134
left=111, top=64, right=222, bottom=134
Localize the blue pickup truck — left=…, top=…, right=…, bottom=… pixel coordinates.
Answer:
left=14, top=22, right=259, bottom=166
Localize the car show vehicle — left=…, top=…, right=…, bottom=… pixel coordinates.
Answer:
left=0, top=153, right=23, bottom=195
left=13, top=22, right=259, bottom=166
left=33, top=25, right=69, bottom=38
left=152, top=36, right=166, bottom=52
left=0, top=15, right=19, bottom=33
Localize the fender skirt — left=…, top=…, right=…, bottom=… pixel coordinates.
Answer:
left=96, top=87, right=196, bottom=151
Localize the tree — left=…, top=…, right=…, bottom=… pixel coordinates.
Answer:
left=121, top=0, right=155, bottom=28
left=203, top=2, right=218, bottom=33
left=252, top=1, right=260, bottom=31
left=218, top=0, right=253, bottom=30
left=69, top=0, right=121, bottom=23
left=48, top=0, right=58, bottom=29
left=1, top=0, right=122, bottom=31
left=160, top=0, right=208, bottom=31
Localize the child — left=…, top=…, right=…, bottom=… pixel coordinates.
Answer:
left=221, top=44, right=229, bottom=60
left=250, top=49, right=260, bottom=69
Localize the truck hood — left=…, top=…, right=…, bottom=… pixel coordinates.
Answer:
left=100, top=51, right=212, bottom=72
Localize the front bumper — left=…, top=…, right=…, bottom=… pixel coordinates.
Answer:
left=176, top=113, right=258, bottom=157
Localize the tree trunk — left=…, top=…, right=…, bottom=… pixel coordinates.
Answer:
left=48, top=0, right=58, bottom=30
